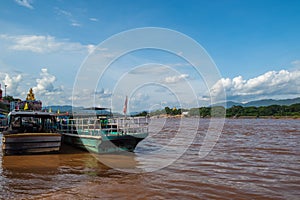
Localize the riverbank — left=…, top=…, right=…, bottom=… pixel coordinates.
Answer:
left=150, top=114, right=300, bottom=119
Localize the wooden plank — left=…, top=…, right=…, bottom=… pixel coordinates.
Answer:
left=62, top=132, right=101, bottom=139
left=3, top=135, right=61, bottom=143
left=3, top=141, right=61, bottom=150
left=4, top=132, right=61, bottom=137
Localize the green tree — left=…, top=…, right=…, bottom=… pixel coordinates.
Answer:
left=133, top=111, right=148, bottom=117
left=165, top=107, right=171, bottom=115
left=243, top=106, right=258, bottom=116
left=211, top=106, right=226, bottom=117
left=189, top=108, right=200, bottom=116
left=227, top=105, right=243, bottom=117
left=3, top=95, right=14, bottom=102
left=199, top=107, right=211, bottom=117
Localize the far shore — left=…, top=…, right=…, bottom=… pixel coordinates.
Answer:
left=150, top=114, right=300, bottom=120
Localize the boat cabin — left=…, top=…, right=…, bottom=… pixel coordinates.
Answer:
left=6, top=110, right=58, bottom=134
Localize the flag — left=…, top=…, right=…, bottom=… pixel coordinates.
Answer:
left=123, top=96, right=128, bottom=114
left=24, top=102, right=28, bottom=110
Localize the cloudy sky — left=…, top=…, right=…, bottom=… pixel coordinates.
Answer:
left=0, top=0, right=300, bottom=112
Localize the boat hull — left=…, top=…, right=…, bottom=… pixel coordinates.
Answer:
left=2, top=133, right=61, bottom=155
left=62, top=132, right=148, bottom=154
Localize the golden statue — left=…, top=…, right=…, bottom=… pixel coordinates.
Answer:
left=26, top=88, right=35, bottom=101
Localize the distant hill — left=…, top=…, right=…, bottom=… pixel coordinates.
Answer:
left=213, top=97, right=300, bottom=108
left=224, top=101, right=243, bottom=108
left=42, top=105, right=83, bottom=113
left=243, top=97, right=300, bottom=107
left=45, top=97, right=300, bottom=113
left=43, top=105, right=119, bottom=115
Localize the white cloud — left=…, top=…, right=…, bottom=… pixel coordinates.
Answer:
left=55, top=8, right=72, bottom=17
left=291, top=60, right=300, bottom=68
left=7, top=35, right=61, bottom=53
left=211, top=69, right=300, bottom=101
left=87, top=44, right=96, bottom=54
left=166, top=62, right=191, bottom=67
left=31, top=68, right=68, bottom=106
left=0, top=34, right=93, bottom=54
left=0, top=69, right=69, bottom=106
left=95, top=88, right=112, bottom=98
left=55, top=7, right=81, bottom=27
left=0, top=72, right=22, bottom=96
left=129, top=93, right=150, bottom=110
left=14, top=0, right=33, bottom=9
left=89, top=18, right=99, bottom=22
left=128, top=65, right=169, bottom=75
left=164, top=74, right=189, bottom=83
left=71, top=22, right=81, bottom=27
left=33, top=68, right=60, bottom=94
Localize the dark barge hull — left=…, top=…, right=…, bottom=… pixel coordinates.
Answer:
left=2, top=133, right=61, bottom=155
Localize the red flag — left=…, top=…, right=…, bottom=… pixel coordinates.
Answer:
left=123, top=96, right=128, bottom=114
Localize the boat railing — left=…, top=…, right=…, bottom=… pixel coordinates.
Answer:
left=108, top=117, right=149, bottom=135
left=57, top=118, right=78, bottom=134
left=57, top=116, right=149, bottom=136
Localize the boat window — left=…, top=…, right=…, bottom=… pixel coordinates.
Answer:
left=12, top=116, right=21, bottom=128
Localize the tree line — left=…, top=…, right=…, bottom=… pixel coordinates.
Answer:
left=225, top=104, right=300, bottom=117
left=136, top=104, right=300, bottom=118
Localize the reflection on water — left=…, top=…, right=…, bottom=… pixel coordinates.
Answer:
left=1, top=119, right=299, bottom=199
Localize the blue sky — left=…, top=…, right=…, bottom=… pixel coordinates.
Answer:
left=0, top=0, right=300, bottom=111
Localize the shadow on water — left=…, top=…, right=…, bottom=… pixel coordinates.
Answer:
left=1, top=143, right=139, bottom=174
left=0, top=138, right=139, bottom=199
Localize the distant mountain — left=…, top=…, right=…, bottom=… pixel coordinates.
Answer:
left=42, top=105, right=84, bottom=113
left=243, top=97, right=300, bottom=107
left=225, top=101, right=243, bottom=108
left=45, top=97, right=300, bottom=113
left=212, top=97, right=300, bottom=108
left=43, top=105, right=121, bottom=115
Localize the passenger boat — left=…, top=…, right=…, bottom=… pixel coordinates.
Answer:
left=57, top=108, right=148, bottom=154
left=2, top=110, right=61, bottom=155
left=1, top=88, right=61, bottom=155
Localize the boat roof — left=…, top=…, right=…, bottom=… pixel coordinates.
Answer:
left=84, top=107, right=111, bottom=110
left=8, top=110, right=55, bottom=117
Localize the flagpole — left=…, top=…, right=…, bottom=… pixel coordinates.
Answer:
left=123, top=95, right=128, bottom=119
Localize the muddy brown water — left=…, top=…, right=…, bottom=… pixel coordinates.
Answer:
left=0, top=118, right=299, bottom=199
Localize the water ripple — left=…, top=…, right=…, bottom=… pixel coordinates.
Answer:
left=0, top=118, right=299, bottom=199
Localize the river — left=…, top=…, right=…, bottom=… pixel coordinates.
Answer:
left=0, top=118, right=299, bottom=199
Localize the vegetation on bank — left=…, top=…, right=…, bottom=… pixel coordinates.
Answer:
left=134, top=103, right=300, bottom=118
left=225, top=104, right=300, bottom=118
left=2, top=96, right=16, bottom=102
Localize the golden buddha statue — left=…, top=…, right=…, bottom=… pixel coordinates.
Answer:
left=26, top=88, right=36, bottom=101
